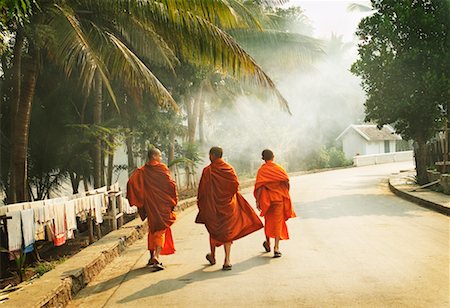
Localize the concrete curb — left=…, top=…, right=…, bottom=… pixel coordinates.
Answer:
left=388, top=179, right=450, bottom=216
left=4, top=197, right=197, bottom=308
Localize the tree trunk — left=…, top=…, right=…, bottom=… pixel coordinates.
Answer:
left=186, top=97, right=199, bottom=144
left=8, top=29, right=24, bottom=203
left=93, top=72, right=102, bottom=188
left=125, top=136, right=136, bottom=175
left=107, top=138, right=114, bottom=186
left=11, top=47, right=39, bottom=202
left=414, top=137, right=429, bottom=185
left=168, top=131, right=175, bottom=166
left=69, top=172, right=81, bottom=194
left=0, top=54, right=7, bottom=198
left=83, top=176, right=89, bottom=192
left=198, top=99, right=205, bottom=144
left=185, top=165, right=191, bottom=189
left=100, top=143, right=106, bottom=187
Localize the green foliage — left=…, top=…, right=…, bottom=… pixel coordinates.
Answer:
left=130, top=100, right=186, bottom=162
left=303, top=147, right=352, bottom=170
left=351, top=0, right=449, bottom=184
left=167, top=157, right=194, bottom=168
left=33, top=260, right=54, bottom=277
left=27, top=63, right=92, bottom=198
left=180, top=142, right=203, bottom=165
left=351, top=0, right=450, bottom=142
left=268, top=6, right=314, bottom=35
left=327, top=147, right=352, bottom=168
left=0, top=0, right=39, bottom=27
left=0, top=247, right=27, bottom=282
left=2, top=0, right=299, bottom=199
left=231, top=5, right=322, bottom=73
left=396, top=140, right=413, bottom=152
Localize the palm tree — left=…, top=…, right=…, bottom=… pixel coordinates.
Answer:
left=3, top=0, right=294, bottom=202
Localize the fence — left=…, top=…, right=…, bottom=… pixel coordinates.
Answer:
left=353, top=151, right=414, bottom=167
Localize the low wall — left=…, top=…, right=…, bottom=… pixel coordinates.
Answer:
left=353, top=151, right=414, bottom=167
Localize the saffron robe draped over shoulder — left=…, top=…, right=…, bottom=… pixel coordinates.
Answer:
left=196, top=158, right=263, bottom=244
left=127, top=161, right=177, bottom=254
left=254, top=161, right=296, bottom=239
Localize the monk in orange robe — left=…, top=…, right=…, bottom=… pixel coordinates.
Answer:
left=254, top=149, right=296, bottom=258
left=127, top=148, right=177, bottom=270
left=196, top=146, right=263, bottom=270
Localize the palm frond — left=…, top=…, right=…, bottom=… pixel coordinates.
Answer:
left=123, top=16, right=179, bottom=70
left=157, top=14, right=292, bottom=113
left=231, top=28, right=324, bottom=65
left=105, top=31, right=179, bottom=111
left=49, top=4, right=118, bottom=110
left=70, top=0, right=293, bottom=113
left=168, top=157, right=194, bottom=168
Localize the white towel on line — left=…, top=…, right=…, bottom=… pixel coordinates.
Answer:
left=7, top=211, right=22, bottom=251
left=43, top=203, right=55, bottom=221
left=21, top=209, right=35, bottom=251
left=94, top=195, right=103, bottom=224
left=53, top=202, right=66, bottom=235
left=65, top=200, right=77, bottom=232
left=29, top=201, right=45, bottom=223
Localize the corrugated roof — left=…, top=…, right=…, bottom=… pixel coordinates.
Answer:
left=337, top=124, right=402, bottom=141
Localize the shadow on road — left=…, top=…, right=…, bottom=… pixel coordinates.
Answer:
left=295, top=193, right=427, bottom=220
left=78, top=265, right=151, bottom=296
left=116, top=253, right=272, bottom=303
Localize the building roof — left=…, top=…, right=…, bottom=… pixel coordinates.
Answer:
left=336, top=124, right=402, bottom=141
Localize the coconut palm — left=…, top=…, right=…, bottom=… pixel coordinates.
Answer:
left=3, top=0, right=295, bottom=202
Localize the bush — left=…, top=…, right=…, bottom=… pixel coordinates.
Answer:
left=301, top=147, right=351, bottom=170
left=328, top=147, right=352, bottom=168
left=34, top=261, right=55, bottom=277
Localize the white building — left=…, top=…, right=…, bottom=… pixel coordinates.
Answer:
left=336, top=124, right=402, bottom=160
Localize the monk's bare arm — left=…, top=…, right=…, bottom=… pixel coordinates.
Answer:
left=255, top=188, right=262, bottom=211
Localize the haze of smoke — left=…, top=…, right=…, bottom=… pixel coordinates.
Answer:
left=202, top=42, right=365, bottom=175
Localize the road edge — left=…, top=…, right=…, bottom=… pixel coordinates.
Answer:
left=388, top=179, right=450, bottom=216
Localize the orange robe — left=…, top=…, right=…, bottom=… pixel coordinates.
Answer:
left=254, top=161, right=296, bottom=240
left=127, top=161, right=177, bottom=255
left=196, top=158, right=263, bottom=245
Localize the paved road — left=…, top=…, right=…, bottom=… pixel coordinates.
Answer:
left=69, top=162, right=449, bottom=307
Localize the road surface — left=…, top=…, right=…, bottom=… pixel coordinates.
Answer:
left=68, top=162, right=449, bottom=307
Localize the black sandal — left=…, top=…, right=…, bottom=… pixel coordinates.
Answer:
left=273, top=251, right=282, bottom=258
left=206, top=253, right=216, bottom=265
left=152, top=262, right=165, bottom=271
left=147, top=258, right=158, bottom=266
left=263, top=241, right=271, bottom=253
left=151, top=260, right=165, bottom=271
left=222, top=264, right=232, bottom=271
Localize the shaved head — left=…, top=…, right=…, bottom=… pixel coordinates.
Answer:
left=209, top=146, right=223, bottom=162
left=262, top=149, right=274, bottom=161
left=148, top=147, right=162, bottom=162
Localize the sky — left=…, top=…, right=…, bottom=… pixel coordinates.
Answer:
left=284, top=0, right=371, bottom=41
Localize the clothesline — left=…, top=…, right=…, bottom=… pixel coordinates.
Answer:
left=0, top=184, right=137, bottom=254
